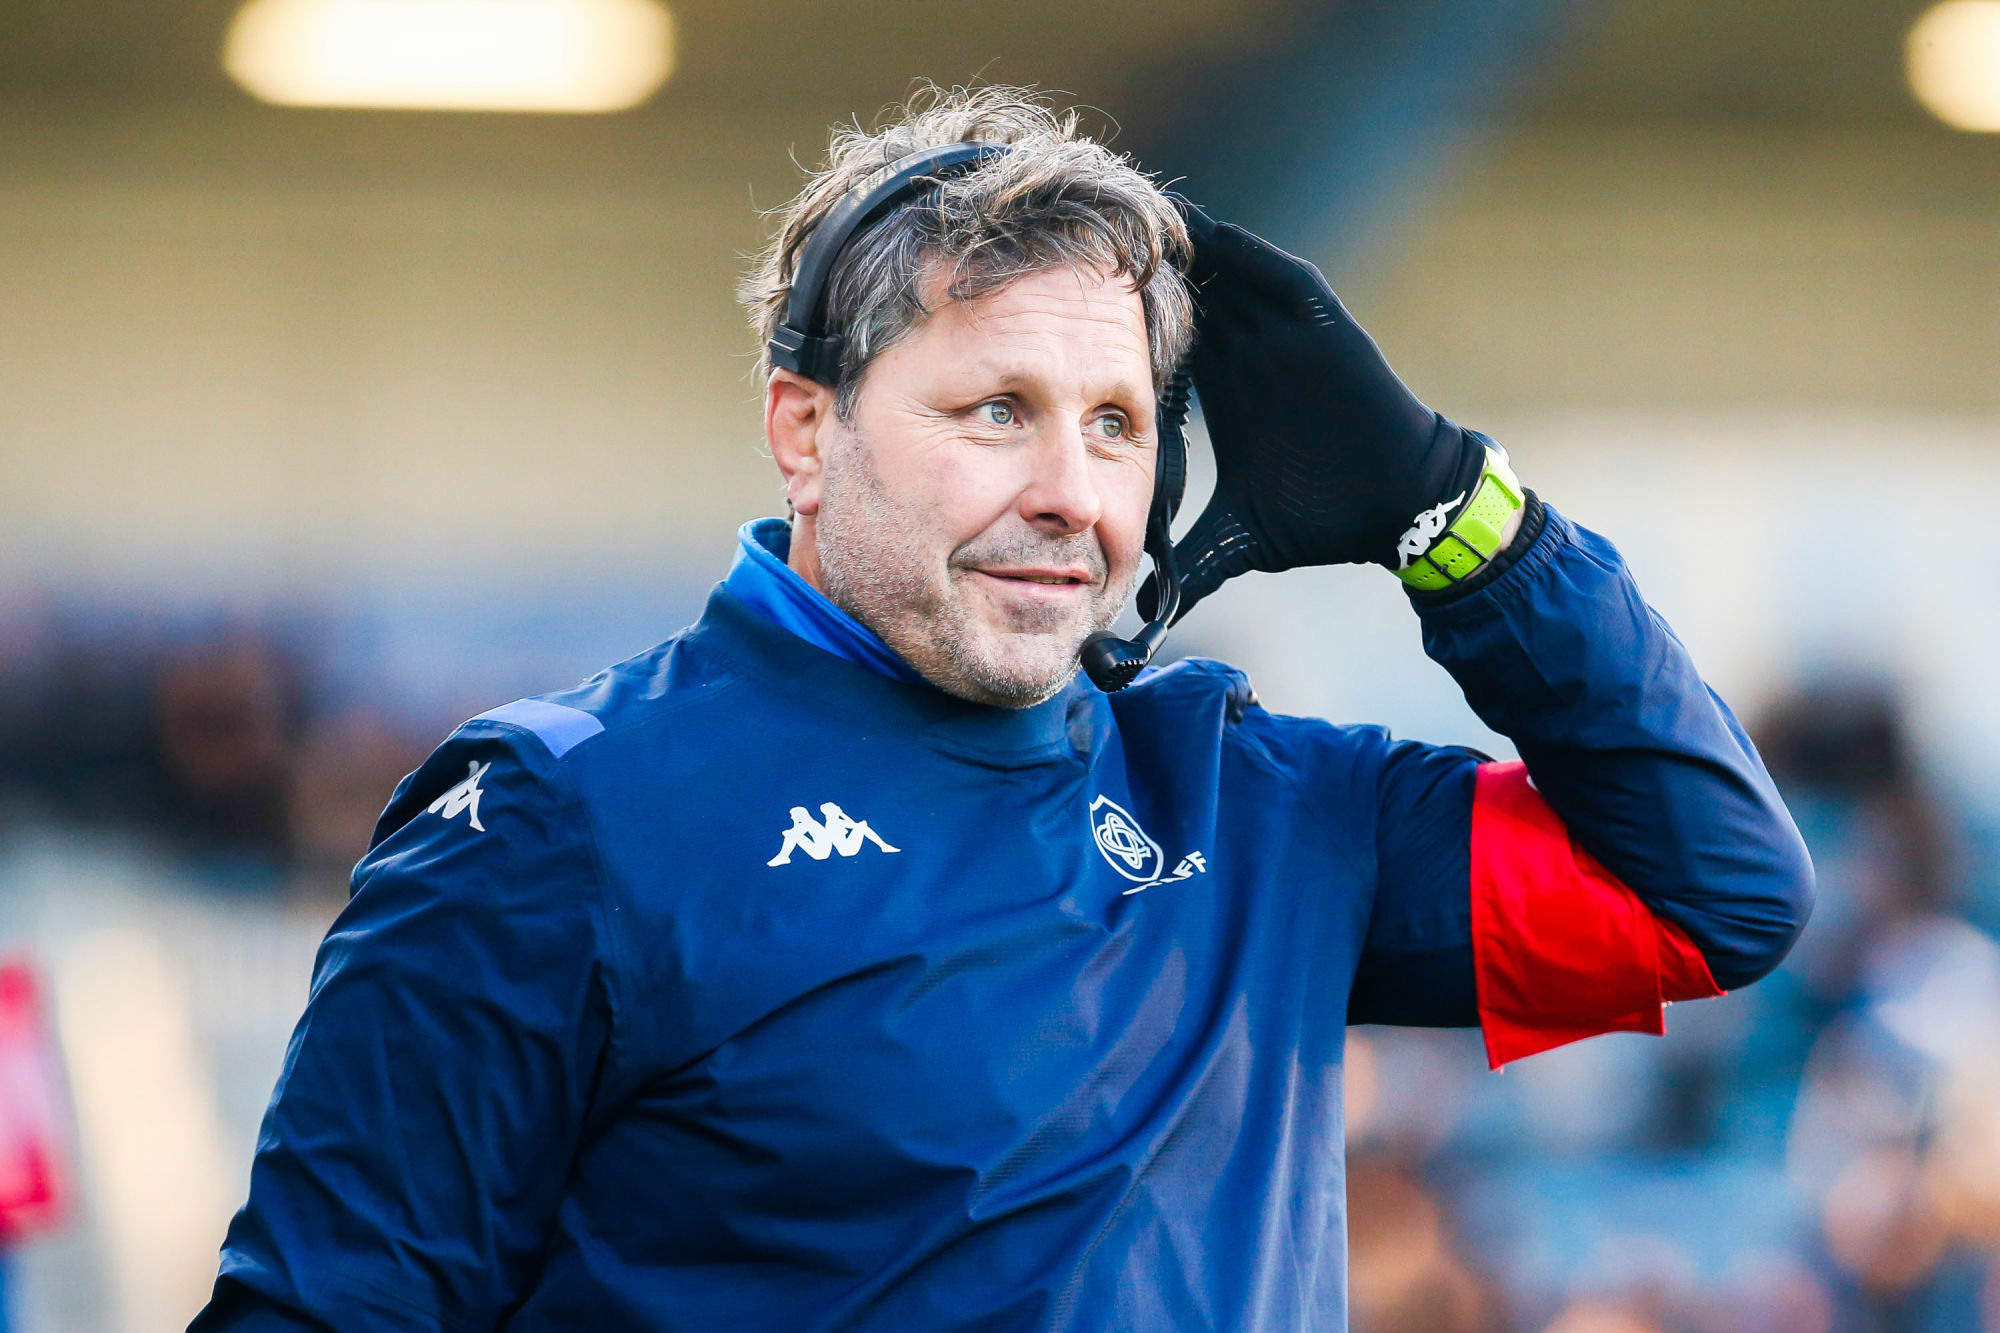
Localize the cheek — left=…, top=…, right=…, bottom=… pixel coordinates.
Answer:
left=1098, top=464, right=1157, bottom=571
left=837, top=409, right=988, bottom=542
left=926, top=444, right=1040, bottom=546
left=928, top=451, right=1000, bottom=530
left=855, top=432, right=1020, bottom=555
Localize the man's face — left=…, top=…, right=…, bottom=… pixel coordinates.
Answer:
left=782, top=265, right=1158, bottom=708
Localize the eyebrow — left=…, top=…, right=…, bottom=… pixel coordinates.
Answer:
left=963, top=363, right=1152, bottom=410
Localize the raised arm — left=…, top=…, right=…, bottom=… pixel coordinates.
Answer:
left=1402, top=496, right=1809, bottom=1063
left=1163, top=201, right=1810, bottom=1066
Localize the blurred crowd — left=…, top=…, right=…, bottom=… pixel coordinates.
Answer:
left=4, top=590, right=2000, bottom=1332
left=0, top=579, right=698, bottom=908
left=0, top=595, right=431, bottom=908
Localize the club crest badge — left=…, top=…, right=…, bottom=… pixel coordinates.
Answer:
left=1089, top=795, right=1164, bottom=883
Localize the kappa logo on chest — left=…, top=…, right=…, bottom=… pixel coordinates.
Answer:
left=767, top=802, right=900, bottom=867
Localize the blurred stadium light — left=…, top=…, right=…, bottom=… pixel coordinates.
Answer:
left=1908, top=0, right=2000, bottom=131
left=222, top=0, right=677, bottom=113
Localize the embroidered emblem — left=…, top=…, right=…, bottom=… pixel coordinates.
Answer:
left=1090, top=794, right=1210, bottom=895
left=1089, top=795, right=1164, bottom=883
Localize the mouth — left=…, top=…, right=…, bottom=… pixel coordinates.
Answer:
left=971, top=568, right=1095, bottom=598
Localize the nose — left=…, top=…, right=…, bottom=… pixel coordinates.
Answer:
left=1016, top=422, right=1103, bottom=537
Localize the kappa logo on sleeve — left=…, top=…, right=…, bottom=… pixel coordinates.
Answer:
left=427, top=761, right=490, bottom=832
left=1089, top=794, right=1208, bottom=896
left=767, top=802, right=900, bottom=867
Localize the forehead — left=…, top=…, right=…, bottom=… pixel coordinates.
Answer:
left=909, top=265, right=1152, bottom=396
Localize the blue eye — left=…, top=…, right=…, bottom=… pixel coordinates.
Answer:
left=978, top=401, right=1015, bottom=426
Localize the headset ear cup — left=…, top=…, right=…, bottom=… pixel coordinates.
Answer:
left=768, top=141, right=1006, bottom=388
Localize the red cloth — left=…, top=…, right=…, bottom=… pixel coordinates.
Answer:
left=1470, top=761, right=1721, bottom=1069
left=0, top=960, right=70, bottom=1240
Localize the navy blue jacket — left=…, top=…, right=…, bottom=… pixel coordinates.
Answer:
left=193, top=503, right=1810, bottom=1330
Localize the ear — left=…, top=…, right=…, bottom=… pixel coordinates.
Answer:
left=765, top=369, right=838, bottom=517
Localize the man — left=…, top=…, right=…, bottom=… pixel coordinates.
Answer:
left=194, top=87, right=1811, bottom=1330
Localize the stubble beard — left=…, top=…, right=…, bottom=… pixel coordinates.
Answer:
left=814, top=432, right=1136, bottom=708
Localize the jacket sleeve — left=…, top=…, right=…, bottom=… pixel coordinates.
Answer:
left=189, top=723, right=620, bottom=1330
left=1352, top=496, right=1813, bottom=1066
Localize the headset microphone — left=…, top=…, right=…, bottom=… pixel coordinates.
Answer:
left=768, top=140, right=1192, bottom=696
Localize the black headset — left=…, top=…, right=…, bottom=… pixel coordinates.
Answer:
left=767, top=140, right=1190, bottom=694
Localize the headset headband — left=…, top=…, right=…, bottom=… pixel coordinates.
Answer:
left=767, top=141, right=1009, bottom=386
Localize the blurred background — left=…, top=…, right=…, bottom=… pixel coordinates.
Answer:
left=2, top=0, right=1999, bottom=1328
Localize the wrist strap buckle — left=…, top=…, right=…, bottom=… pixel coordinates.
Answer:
left=1396, top=444, right=1524, bottom=591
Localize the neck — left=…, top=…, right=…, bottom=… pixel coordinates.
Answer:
left=786, top=511, right=829, bottom=593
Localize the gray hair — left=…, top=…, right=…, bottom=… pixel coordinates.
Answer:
left=740, top=84, right=1194, bottom=420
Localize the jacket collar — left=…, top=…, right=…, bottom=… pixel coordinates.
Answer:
left=697, top=531, right=1093, bottom=763
left=723, top=518, right=929, bottom=687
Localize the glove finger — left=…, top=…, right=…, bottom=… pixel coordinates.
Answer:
left=1172, top=197, right=1340, bottom=330
left=1178, top=213, right=1344, bottom=343
left=1168, top=192, right=1221, bottom=270
left=1164, top=499, right=1267, bottom=624
left=1205, top=221, right=1338, bottom=310
left=1168, top=194, right=1233, bottom=309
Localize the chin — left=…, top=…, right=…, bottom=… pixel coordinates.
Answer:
left=937, top=632, right=1085, bottom=709
left=892, top=580, right=1124, bottom=708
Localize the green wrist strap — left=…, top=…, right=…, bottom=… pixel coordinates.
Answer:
left=1395, top=446, right=1526, bottom=591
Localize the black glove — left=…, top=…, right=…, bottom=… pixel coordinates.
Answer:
left=1145, top=201, right=1490, bottom=621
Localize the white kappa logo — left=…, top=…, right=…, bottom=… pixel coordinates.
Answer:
left=1396, top=489, right=1467, bottom=571
left=767, top=802, right=901, bottom=867
left=427, top=760, right=490, bottom=832
left=1088, top=796, right=1209, bottom=895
